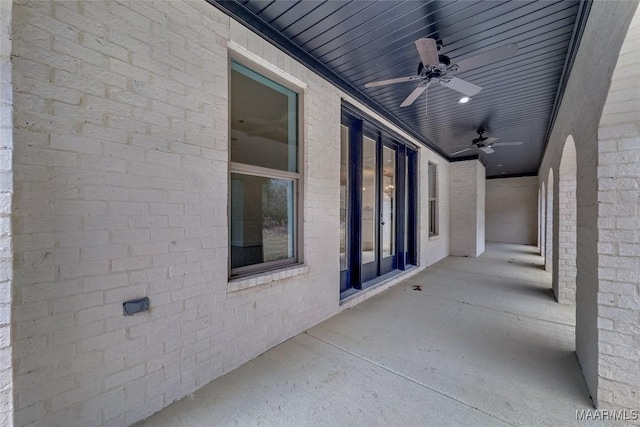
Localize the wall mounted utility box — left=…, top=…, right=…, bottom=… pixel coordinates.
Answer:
left=123, top=297, right=150, bottom=316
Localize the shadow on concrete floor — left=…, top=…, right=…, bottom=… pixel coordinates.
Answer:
left=515, top=283, right=557, bottom=302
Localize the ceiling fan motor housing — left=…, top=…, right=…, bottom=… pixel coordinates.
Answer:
left=438, top=55, right=451, bottom=66
left=418, top=55, right=451, bottom=79
left=473, top=138, right=486, bottom=146
left=473, top=127, right=488, bottom=146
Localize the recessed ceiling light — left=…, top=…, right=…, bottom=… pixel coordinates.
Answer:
left=457, top=96, right=471, bottom=104
left=501, top=172, right=506, bottom=174
left=497, top=164, right=503, bottom=167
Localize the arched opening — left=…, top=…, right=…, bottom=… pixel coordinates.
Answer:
left=556, top=136, right=577, bottom=304
left=590, top=1, right=640, bottom=409
left=545, top=170, right=554, bottom=272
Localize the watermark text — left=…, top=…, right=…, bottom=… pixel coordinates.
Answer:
left=576, top=409, right=639, bottom=421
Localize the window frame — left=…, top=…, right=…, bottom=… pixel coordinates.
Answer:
left=428, top=162, right=438, bottom=237
left=228, top=55, right=305, bottom=279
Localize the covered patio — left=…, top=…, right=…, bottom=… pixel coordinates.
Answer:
left=138, top=244, right=596, bottom=426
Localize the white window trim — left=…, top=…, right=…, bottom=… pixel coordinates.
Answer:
left=228, top=41, right=308, bottom=91
left=228, top=264, right=310, bottom=293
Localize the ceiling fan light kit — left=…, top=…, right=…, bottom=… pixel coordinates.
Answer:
left=365, top=38, right=518, bottom=117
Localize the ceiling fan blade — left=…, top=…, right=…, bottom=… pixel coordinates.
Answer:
left=455, top=43, right=518, bottom=72
left=491, top=141, right=525, bottom=146
left=400, top=82, right=429, bottom=107
left=451, top=147, right=475, bottom=156
left=440, top=77, right=482, bottom=97
left=480, top=146, right=495, bottom=154
left=415, top=38, right=439, bottom=67
left=365, top=75, right=421, bottom=88
left=483, top=137, right=498, bottom=145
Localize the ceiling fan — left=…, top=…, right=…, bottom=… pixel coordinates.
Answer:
left=451, top=127, right=526, bottom=155
left=364, top=38, right=518, bottom=115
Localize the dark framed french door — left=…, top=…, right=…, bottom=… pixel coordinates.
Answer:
left=361, top=133, right=399, bottom=281
left=340, top=105, right=417, bottom=296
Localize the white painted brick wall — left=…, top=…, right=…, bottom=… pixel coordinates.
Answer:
left=557, top=138, right=577, bottom=305
left=540, top=182, right=546, bottom=257
left=0, top=0, right=14, bottom=426
left=486, top=177, right=538, bottom=245
left=476, top=161, right=485, bottom=256
left=537, top=188, right=541, bottom=249
left=537, top=0, right=639, bottom=410
left=8, top=1, right=450, bottom=425
left=596, top=2, right=640, bottom=416
left=449, top=160, right=485, bottom=257
left=421, top=153, right=450, bottom=267
left=557, top=176, right=577, bottom=303
left=545, top=170, right=554, bottom=271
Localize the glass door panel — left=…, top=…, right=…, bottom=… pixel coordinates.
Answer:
left=340, top=125, right=349, bottom=271
left=405, top=148, right=418, bottom=266
left=362, top=136, right=377, bottom=266
left=382, top=146, right=396, bottom=258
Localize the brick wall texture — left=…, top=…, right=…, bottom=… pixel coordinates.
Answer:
left=1, top=0, right=14, bottom=425
left=596, top=3, right=640, bottom=414
left=557, top=137, right=577, bottom=305
left=537, top=0, right=639, bottom=409
left=475, top=161, right=485, bottom=256
left=540, top=182, right=546, bottom=257
left=545, top=170, right=554, bottom=272
left=486, top=176, right=537, bottom=245
left=421, top=153, right=450, bottom=267
left=449, top=160, right=485, bottom=258
left=7, top=1, right=449, bottom=426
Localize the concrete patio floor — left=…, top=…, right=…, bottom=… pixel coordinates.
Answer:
left=137, top=243, right=605, bottom=427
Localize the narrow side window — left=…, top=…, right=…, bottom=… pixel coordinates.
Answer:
left=428, top=163, right=438, bottom=237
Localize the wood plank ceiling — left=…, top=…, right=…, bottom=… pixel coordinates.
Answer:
left=210, top=0, right=588, bottom=177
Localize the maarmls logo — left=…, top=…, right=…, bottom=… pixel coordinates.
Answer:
left=576, top=409, right=639, bottom=421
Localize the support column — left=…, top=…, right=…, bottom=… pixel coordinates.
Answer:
left=0, top=0, right=14, bottom=425
left=450, top=160, right=485, bottom=257
left=556, top=137, right=577, bottom=304
left=545, top=170, right=554, bottom=272
left=595, top=2, right=640, bottom=410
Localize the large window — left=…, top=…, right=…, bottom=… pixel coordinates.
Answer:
left=428, top=162, right=438, bottom=236
left=229, top=60, right=300, bottom=277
